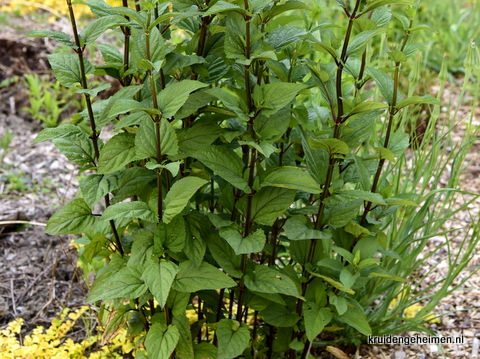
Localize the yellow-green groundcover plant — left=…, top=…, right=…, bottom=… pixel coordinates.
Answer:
left=0, top=306, right=137, bottom=358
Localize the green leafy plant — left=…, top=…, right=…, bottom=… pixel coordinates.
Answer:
left=22, top=73, right=80, bottom=127
left=0, top=129, right=13, bottom=167
left=29, top=0, right=479, bottom=357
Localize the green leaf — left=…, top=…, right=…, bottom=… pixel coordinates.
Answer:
left=237, top=187, right=296, bottom=226
left=206, top=88, right=249, bottom=122
left=98, top=85, right=143, bottom=126
left=219, top=227, right=266, bottom=255
left=255, top=83, right=307, bottom=117
left=338, top=306, right=372, bottom=336
left=339, top=190, right=386, bottom=205
left=146, top=161, right=181, bottom=176
left=173, top=261, right=236, bottom=292
left=266, top=26, right=307, bottom=51
left=97, top=43, right=123, bottom=64
left=142, top=260, right=179, bottom=308
left=27, top=30, right=75, bottom=48
left=173, top=315, right=195, bottom=359
left=127, top=230, right=154, bottom=268
left=163, top=177, right=208, bottom=223
left=184, top=234, right=207, bottom=271
left=346, top=30, right=377, bottom=58
left=395, top=94, right=441, bottom=111
left=34, top=124, right=81, bottom=144
left=284, top=217, right=330, bottom=240
left=300, top=129, right=329, bottom=185
left=263, top=1, right=310, bottom=21
left=76, top=83, right=111, bottom=97
left=136, top=117, right=179, bottom=159
left=145, top=323, right=180, bottom=359
left=48, top=53, right=93, bottom=87
left=204, top=1, right=249, bottom=16
left=157, top=80, right=208, bottom=118
left=308, top=138, right=350, bottom=155
left=262, top=166, right=320, bottom=193
left=374, top=146, right=395, bottom=162
left=309, top=272, right=355, bottom=294
left=34, top=125, right=96, bottom=168
left=353, top=155, right=372, bottom=190
left=177, top=121, right=223, bottom=154
left=80, top=15, right=128, bottom=44
left=98, top=133, right=138, bottom=174
left=323, top=196, right=362, bottom=228
left=160, top=118, right=179, bottom=157
left=46, top=198, right=96, bottom=235
left=216, top=319, right=250, bottom=359
left=254, top=105, right=291, bottom=141
left=87, top=266, right=148, bottom=302
left=176, top=92, right=216, bottom=120
left=245, top=265, right=301, bottom=298
left=339, top=267, right=359, bottom=290
left=345, top=221, right=371, bottom=237
left=328, top=293, right=348, bottom=315
left=112, top=167, right=156, bottom=203
left=260, top=303, right=300, bottom=327
left=224, top=12, right=246, bottom=60
left=367, top=67, right=394, bottom=104
left=387, top=132, right=410, bottom=156
left=345, top=101, right=387, bottom=118
left=111, top=5, right=146, bottom=25
left=155, top=216, right=186, bottom=253
left=194, top=343, right=217, bottom=359
left=311, top=42, right=339, bottom=60
left=80, top=173, right=119, bottom=209
left=303, top=303, right=332, bottom=342
left=236, top=141, right=274, bottom=159
left=101, top=201, right=158, bottom=223
left=361, top=0, right=413, bottom=14
left=135, top=117, right=156, bottom=159
left=82, top=234, right=109, bottom=262
left=162, top=53, right=206, bottom=75
left=206, top=233, right=243, bottom=278
left=368, top=271, right=406, bottom=282
left=192, top=145, right=250, bottom=193
left=387, top=50, right=407, bottom=63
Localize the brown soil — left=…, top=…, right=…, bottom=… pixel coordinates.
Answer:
left=0, top=12, right=479, bottom=359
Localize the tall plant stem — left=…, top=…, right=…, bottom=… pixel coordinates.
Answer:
left=289, top=3, right=362, bottom=357
left=235, top=0, right=255, bottom=324
left=145, top=12, right=172, bottom=331
left=121, top=0, right=131, bottom=84
left=66, top=0, right=123, bottom=256
left=359, top=24, right=412, bottom=231
left=236, top=147, right=256, bottom=323
left=145, top=13, right=164, bottom=221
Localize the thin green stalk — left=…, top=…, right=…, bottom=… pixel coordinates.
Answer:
left=66, top=0, right=123, bottom=256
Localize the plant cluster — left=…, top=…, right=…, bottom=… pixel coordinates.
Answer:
left=0, top=306, right=138, bottom=358
left=28, top=0, right=479, bottom=358
left=22, top=73, right=82, bottom=128
left=0, top=0, right=122, bottom=19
